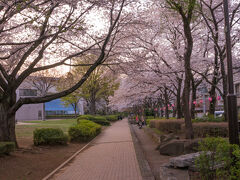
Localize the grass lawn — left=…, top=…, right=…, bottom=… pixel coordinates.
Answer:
left=16, top=119, right=78, bottom=139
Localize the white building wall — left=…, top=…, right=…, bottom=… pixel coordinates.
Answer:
left=15, top=82, right=43, bottom=121
left=16, top=103, right=43, bottom=121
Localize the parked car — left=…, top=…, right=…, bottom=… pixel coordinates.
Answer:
left=214, top=111, right=224, bottom=118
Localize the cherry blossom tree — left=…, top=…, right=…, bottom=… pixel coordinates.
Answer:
left=0, top=0, right=128, bottom=145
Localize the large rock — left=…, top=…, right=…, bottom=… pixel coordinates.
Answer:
left=159, top=166, right=190, bottom=180
left=160, top=133, right=179, bottom=144
left=159, top=139, right=201, bottom=156
left=184, top=139, right=200, bottom=154
left=169, top=152, right=201, bottom=168
left=159, top=140, right=186, bottom=156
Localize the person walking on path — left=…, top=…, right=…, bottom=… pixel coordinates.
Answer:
left=136, top=114, right=139, bottom=124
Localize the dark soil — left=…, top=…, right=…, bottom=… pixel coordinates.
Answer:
left=0, top=138, right=86, bottom=180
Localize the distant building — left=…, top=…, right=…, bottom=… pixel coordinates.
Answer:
left=15, top=79, right=84, bottom=121
left=194, top=85, right=224, bottom=117
left=45, top=98, right=84, bottom=116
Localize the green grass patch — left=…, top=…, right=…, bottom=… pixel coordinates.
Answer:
left=16, top=119, right=77, bottom=139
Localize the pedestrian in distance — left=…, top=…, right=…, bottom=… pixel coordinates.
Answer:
left=135, top=115, right=139, bottom=125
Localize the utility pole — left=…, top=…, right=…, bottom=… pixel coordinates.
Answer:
left=223, top=0, right=239, bottom=145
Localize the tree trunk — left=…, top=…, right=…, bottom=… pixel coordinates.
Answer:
left=209, top=88, right=216, bottom=115
left=74, top=103, right=77, bottom=118
left=209, top=46, right=219, bottom=115
left=191, top=81, right=197, bottom=119
left=220, top=54, right=228, bottom=121
left=182, top=13, right=194, bottom=139
left=177, top=78, right=183, bottom=119
left=0, top=98, right=18, bottom=147
left=164, top=87, right=169, bottom=119
left=183, top=71, right=194, bottom=139
left=172, top=107, right=176, bottom=118
left=89, top=100, right=96, bottom=115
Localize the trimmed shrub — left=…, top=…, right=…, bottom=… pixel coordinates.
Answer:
left=77, top=115, right=110, bottom=126
left=77, top=115, right=94, bottom=120
left=77, top=120, right=101, bottom=135
left=105, top=115, right=118, bottom=122
left=33, top=128, right=68, bottom=146
left=0, top=142, right=15, bottom=155
left=149, top=119, right=184, bottom=133
left=192, top=122, right=228, bottom=138
left=46, top=114, right=76, bottom=119
left=149, top=120, right=156, bottom=128
left=69, top=120, right=101, bottom=142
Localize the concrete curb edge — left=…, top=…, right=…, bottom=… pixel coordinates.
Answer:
left=129, top=123, right=155, bottom=180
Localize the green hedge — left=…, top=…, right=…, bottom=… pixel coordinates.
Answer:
left=105, top=115, right=119, bottom=122
left=33, top=128, right=68, bottom=146
left=0, top=142, right=15, bottom=155
left=150, top=119, right=228, bottom=138
left=149, top=119, right=184, bottom=133
left=46, top=114, right=76, bottom=119
left=193, top=122, right=228, bottom=138
left=77, top=115, right=110, bottom=126
left=69, top=120, right=101, bottom=142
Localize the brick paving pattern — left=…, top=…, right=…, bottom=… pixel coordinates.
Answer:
left=51, top=119, right=142, bottom=180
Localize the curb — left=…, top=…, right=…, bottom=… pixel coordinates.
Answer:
left=129, top=123, right=155, bottom=180
left=42, top=137, right=97, bottom=180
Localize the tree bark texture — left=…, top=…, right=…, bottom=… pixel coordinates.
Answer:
left=181, top=5, right=195, bottom=139
left=177, top=78, right=183, bottom=119
left=0, top=93, right=18, bottom=146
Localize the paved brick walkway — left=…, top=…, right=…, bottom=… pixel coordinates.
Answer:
left=51, top=119, right=142, bottom=180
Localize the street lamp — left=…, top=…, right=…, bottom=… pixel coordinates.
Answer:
left=223, top=0, right=239, bottom=145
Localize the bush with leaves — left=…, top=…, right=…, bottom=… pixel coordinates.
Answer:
left=77, top=115, right=110, bottom=126
left=105, top=115, right=119, bottom=122
left=195, top=137, right=240, bottom=180
left=69, top=120, right=101, bottom=142
left=0, top=142, right=15, bottom=155
left=33, top=128, right=68, bottom=146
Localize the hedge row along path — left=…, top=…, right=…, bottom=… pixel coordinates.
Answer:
left=51, top=119, right=142, bottom=180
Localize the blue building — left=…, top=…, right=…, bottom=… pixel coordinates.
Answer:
left=45, top=99, right=79, bottom=115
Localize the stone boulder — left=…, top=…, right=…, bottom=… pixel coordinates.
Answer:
left=159, top=166, right=190, bottom=180
left=160, top=133, right=180, bottom=144
left=159, top=139, right=201, bottom=156
left=184, top=139, right=200, bottom=154
left=169, top=152, right=201, bottom=168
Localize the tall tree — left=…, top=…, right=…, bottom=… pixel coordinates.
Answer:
left=166, top=0, right=197, bottom=139
left=72, top=56, right=120, bottom=115
left=0, top=0, right=127, bottom=145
